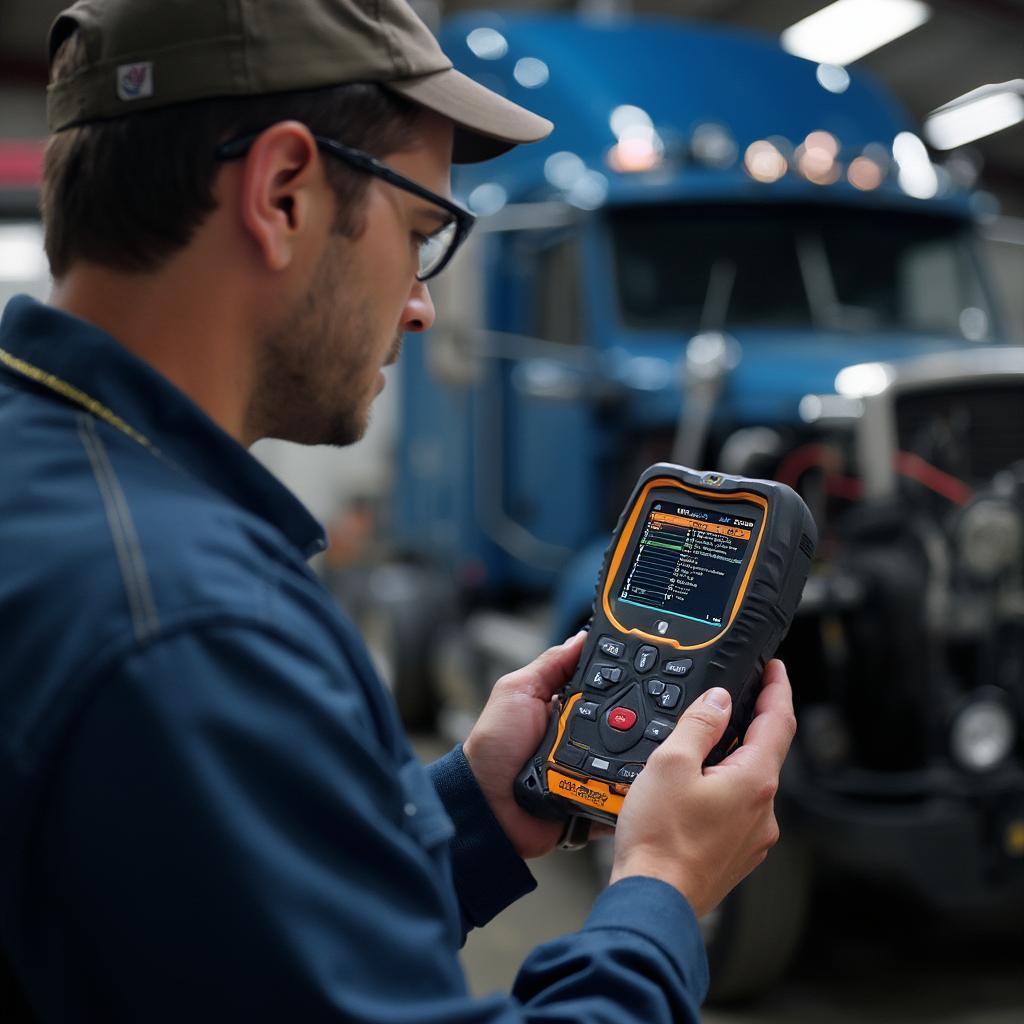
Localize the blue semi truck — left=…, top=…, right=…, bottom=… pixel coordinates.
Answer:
left=343, top=13, right=1023, bottom=999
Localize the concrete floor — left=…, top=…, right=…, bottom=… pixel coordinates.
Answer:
left=414, top=735, right=1024, bottom=1022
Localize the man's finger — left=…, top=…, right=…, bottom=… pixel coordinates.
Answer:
left=719, top=662, right=796, bottom=776
left=659, top=687, right=732, bottom=769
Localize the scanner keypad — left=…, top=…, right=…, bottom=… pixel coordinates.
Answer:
left=556, top=634, right=700, bottom=775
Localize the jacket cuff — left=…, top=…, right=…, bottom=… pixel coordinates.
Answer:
left=428, top=744, right=537, bottom=929
left=583, top=876, right=710, bottom=1002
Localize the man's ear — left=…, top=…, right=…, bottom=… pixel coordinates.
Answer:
left=235, top=121, right=324, bottom=271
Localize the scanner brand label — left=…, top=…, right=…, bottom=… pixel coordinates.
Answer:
left=546, top=769, right=625, bottom=814
left=557, top=777, right=609, bottom=807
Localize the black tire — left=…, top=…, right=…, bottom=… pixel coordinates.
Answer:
left=703, top=835, right=812, bottom=1003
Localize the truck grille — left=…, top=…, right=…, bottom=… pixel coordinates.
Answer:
left=895, top=382, right=1024, bottom=482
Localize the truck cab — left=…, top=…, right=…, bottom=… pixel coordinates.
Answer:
left=346, top=13, right=1023, bottom=1000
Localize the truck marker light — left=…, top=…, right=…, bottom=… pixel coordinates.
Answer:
left=566, top=171, right=609, bottom=211
left=607, top=133, right=663, bottom=174
left=544, top=151, right=586, bottom=190
left=466, top=27, right=508, bottom=61
left=690, top=123, right=738, bottom=169
left=610, top=105, right=653, bottom=139
left=1006, top=821, right=1024, bottom=858
left=744, top=140, right=787, bottom=183
left=848, top=156, right=884, bottom=191
left=797, top=131, right=841, bottom=185
left=467, top=183, right=508, bottom=217
left=514, top=57, right=549, bottom=89
left=816, top=64, right=850, bottom=94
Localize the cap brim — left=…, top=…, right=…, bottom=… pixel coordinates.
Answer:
left=387, top=68, right=552, bottom=164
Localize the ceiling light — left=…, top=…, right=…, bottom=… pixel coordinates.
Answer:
left=781, top=0, right=931, bottom=66
left=925, top=83, right=1024, bottom=150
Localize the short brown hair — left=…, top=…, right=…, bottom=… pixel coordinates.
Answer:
left=41, top=31, right=421, bottom=279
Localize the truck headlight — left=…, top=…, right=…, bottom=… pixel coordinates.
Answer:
left=957, top=499, right=1023, bottom=579
left=950, top=693, right=1017, bottom=772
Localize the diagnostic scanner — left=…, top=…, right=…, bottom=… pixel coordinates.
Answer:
left=515, top=463, right=817, bottom=836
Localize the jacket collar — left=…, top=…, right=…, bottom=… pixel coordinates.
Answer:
left=0, top=295, right=327, bottom=559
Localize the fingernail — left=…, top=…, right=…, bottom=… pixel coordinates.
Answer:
left=704, top=687, right=730, bottom=712
left=565, top=629, right=587, bottom=645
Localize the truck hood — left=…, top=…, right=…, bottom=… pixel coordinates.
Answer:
left=607, top=328, right=987, bottom=426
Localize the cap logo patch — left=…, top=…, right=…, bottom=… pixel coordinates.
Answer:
left=117, top=62, right=154, bottom=102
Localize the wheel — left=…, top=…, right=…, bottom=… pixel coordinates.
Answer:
left=350, top=562, right=454, bottom=731
left=702, top=834, right=811, bottom=1003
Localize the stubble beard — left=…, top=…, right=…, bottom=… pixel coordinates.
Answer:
left=249, top=241, right=379, bottom=448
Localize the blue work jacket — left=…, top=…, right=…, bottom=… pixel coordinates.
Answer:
left=0, top=295, right=708, bottom=1022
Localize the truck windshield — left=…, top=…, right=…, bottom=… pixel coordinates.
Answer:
left=612, top=203, right=993, bottom=339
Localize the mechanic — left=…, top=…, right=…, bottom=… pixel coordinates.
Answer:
left=0, top=0, right=795, bottom=1020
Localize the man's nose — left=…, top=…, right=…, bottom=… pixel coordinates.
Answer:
left=402, top=280, right=435, bottom=333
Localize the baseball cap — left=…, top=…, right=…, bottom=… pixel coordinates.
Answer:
left=46, top=0, right=553, bottom=163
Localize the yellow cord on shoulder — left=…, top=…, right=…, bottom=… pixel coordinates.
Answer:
left=0, top=346, right=158, bottom=454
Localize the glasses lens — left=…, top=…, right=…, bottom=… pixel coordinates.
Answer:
left=418, top=219, right=458, bottom=279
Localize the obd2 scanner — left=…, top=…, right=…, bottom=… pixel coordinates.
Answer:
left=515, top=463, right=817, bottom=846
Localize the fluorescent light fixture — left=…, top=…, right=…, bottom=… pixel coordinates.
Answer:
left=925, top=83, right=1024, bottom=150
left=781, top=0, right=931, bottom=66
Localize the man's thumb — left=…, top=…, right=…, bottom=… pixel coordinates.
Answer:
left=667, top=687, right=732, bottom=765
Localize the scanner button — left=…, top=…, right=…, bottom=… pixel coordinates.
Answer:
left=634, top=645, right=659, bottom=673
left=664, top=658, right=693, bottom=677
left=646, top=679, right=666, bottom=696
left=555, top=743, right=587, bottom=769
left=598, top=636, right=626, bottom=659
left=608, top=707, right=638, bottom=731
left=616, top=763, right=644, bottom=783
left=644, top=719, right=673, bottom=742
left=657, top=684, right=682, bottom=710
left=587, top=664, right=621, bottom=690
left=576, top=701, right=601, bottom=720
left=586, top=755, right=616, bottom=778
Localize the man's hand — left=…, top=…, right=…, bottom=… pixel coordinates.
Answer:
left=463, top=631, right=587, bottom=860
left=610, top=660, right=796, bottom=918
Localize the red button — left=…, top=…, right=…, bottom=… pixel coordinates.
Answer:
left=608, top=707, right=637, bottom=731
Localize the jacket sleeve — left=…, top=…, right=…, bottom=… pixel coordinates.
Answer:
left=428, top=745, right=538, bottom=941
left=21, top=621, right=707, bottom=1023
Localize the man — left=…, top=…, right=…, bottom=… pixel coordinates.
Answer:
left=0, top=0, right=794, bottom=1020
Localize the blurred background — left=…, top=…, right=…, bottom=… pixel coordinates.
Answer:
left=3, top=0, right=1023, bottom=1016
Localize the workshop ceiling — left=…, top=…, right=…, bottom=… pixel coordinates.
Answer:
left=2, top=0, right=1021, bottom=199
